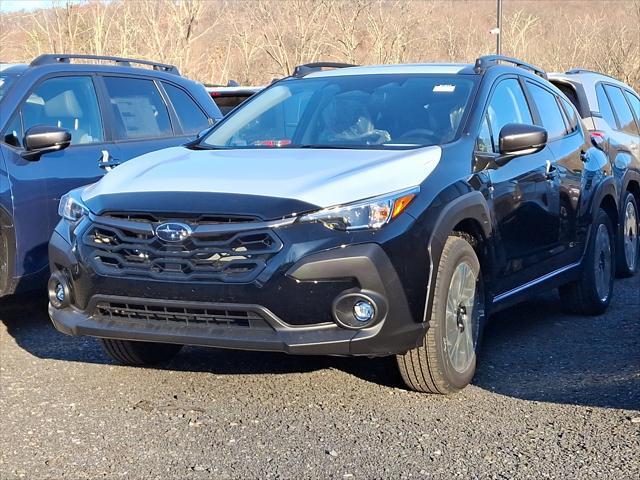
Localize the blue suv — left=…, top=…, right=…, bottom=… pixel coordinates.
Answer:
left=0, top=54, right=222, bottom=296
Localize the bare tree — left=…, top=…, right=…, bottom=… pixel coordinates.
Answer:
left=1, top=0, right=638, bottom=91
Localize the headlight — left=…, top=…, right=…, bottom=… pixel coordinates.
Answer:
left=58, top=190, right=89, bottom=222
left=299, top=187, right=419, bottom=231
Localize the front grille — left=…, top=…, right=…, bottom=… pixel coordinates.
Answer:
left=81, top=216, right=283, bottom=283
left=101, top=212, right=260, bottom=224
left=93, top=300, right=271, bottom=329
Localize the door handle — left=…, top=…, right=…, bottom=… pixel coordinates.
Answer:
left=99, top=150, right=121, bottom=171
left=545, top=160, right=558, bottom=180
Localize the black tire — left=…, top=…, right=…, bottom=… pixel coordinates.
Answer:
left=559, top=208, right=615, bottom=315
left=396, top=234, right=484, bottom=394
left=100, top=338, right=182, bottom=366
left=0, top=233, right=10, bottom=295
left=615, top=192, right=639, bottom=278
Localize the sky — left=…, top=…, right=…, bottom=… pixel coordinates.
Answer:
left=0, top=0, right=82, bottom=12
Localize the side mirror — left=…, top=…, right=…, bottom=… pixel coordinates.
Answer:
left=497, top=123, right=548, bottom=165
left=22, top=125, right=71, bottom=161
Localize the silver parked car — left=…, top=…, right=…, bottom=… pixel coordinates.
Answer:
left=549, top=69, right=640, bottom=277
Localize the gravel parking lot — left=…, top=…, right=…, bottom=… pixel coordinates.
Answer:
left=1, top=275, right=638, bottom=479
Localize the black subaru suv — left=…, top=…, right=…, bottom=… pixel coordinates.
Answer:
left=48, top=56, right=636, bottom=394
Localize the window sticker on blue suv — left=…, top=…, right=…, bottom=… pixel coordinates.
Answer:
left=103, top=77, right=172, bottom=139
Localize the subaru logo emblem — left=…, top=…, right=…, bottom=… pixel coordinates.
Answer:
left=155, top=222, right=192, bottom=243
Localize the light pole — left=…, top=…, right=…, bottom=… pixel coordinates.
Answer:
left=496, top=0, right=503, bottom=55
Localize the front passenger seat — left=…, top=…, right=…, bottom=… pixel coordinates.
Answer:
left=43, top=90, right=93, bottom=144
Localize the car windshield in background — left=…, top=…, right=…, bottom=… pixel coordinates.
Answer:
left=201, top=74, right=477, bottom=149
left=0, top=73, right=19, bottom=101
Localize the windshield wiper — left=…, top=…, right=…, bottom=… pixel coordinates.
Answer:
left=184, top=142, right=225, bottom=151
left=289, top=144, right=368, bottom=149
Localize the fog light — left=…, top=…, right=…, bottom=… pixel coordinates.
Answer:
left=48, top=273, right=72, bottom=309
left=353, top=300, right=375, bottom=323
left=332, top=291, right=384, bottom=329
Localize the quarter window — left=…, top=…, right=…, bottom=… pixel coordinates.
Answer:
left=526, top=81, right=567, bottom=141
left=604, top=84, right=639, bottom=135
left=21, top=76, right=104, bottom=145
left=103, top=77, right=172, bottom=140
left=162, top=82, right=211, bottom=134
left=486, top=78, right=533, bottom=150
left=476, top=115, right=493, bottom=153
left=3, top=114, right=22, bottom=147
left=596, top=84, right=618, bottom=129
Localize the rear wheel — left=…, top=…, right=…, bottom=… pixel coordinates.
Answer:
left=616, top=192, right=639, bottom=278
left=100, top=339, right=182, bottom=366
left=560, top=208, right=615, bottom=315
left=396, top=234, right=484, bottom=394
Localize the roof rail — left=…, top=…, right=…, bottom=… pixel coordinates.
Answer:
left=292, top=62, right=357, bottom=78
left=30, top=54, right=180, bottom=75
left=565, top=68, right=616, bottom=80
left=474, top=55, right=547, bottom=80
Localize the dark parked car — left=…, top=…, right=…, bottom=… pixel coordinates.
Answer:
left=206, top=84, right=263, bottom=114
left=0, top=54, right=222, bottom=296
left=548, top=70, right=640, bottom=276
left=48, top=57, right=635, bottom=394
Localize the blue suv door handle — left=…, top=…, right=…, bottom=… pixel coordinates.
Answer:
left=99, top=150, right=121, bottom=171
left=545, top=160, right=558, bottom=180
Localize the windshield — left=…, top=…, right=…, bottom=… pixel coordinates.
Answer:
left=201, top=74, right=477, bottom=150
left=0, top=73, right=19, bottom=102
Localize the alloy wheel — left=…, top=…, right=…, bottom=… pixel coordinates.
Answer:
left=594, top=223, right=612, bottom=302
left=623, top=200, right=638, bottom=272
left=444, top=261, right=477, bottom=373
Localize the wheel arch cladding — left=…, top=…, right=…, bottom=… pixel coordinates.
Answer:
left=422, top=189, right=493, bottom=323
left=451, top=217, right=493, bottom=286
left=624, top=176, right=640, bottom=203
left=0, top=203, right=16, bottom=294
left=600, top=193, right=619, bottom=227
left=590, top=177, right=619, bottom=226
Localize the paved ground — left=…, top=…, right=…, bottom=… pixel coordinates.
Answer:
left=1, top=275, right=638, bottom=480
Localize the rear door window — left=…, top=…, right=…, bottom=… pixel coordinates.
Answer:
left=486, top=78, right=534, bottom=151
left=596, top=84, right=619, bottom=129
left=162, top=82, right=211, bottom=134
left=526, top=81, right=568, bottom=141
left=21, top=76, right=104, bottom=145
left=604, top=84, right=639, bottom=135
left=103, top=77, right=172, bottom=140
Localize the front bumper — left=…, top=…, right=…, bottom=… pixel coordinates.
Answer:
left=49, top=225, right=427, bottom=356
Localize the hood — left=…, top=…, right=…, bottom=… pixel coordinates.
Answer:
left=83, top=145, right=442, bottom=211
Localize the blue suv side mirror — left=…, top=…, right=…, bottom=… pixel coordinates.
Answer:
left=22, top=125, right=72, bottom=161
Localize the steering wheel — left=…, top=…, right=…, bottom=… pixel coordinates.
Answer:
left=395, top=128, right=441, bottom=144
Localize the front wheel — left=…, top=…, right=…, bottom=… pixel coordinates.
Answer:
left=616, top=192, right=639, bottom=278
left=560, top=208, right=615, bottom=315
left=100, top=339, right=182, bottom=366
left=396, top=234, right=484, bottom=394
